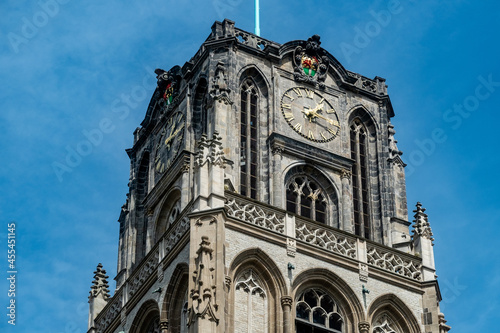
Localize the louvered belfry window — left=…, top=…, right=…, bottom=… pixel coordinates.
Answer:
left=240, top=81, right=258, bottom=199
left=350, top=119, right=370, bottom=239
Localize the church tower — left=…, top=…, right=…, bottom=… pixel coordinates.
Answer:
left=87, top=19, right=451, bottom=333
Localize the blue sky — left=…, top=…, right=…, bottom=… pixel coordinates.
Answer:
left=1, top=0, right=499, bottom=332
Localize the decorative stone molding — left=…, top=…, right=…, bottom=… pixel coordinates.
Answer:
left=367, top=244, right=422, bottom=281
left=286, top=238, right=297, bottom=257
left=280, top=296, right=293, bottom=308
left=157, top=262, right=164, bottom=282
left=412, top=202, right=434, bottom=243
left=359, top=263, right=369, bottom=282
left=209, top=62, right=232, bottom=105
left=295, top=220, right=357, bottom=259
left=194, top=131, right=225, bottom=169
left=164, top=216, right=190, bottom=254
left=94, top=290, right=123, bottom=333
left=129, top=250, right=160, bottom=297
left=224, top=275, right=232, bottom=290
left=225, top=196, right=285, bottom=234
left=358, top=321, right=370, bottom=333
left=188, top=236, right=219, bottom=325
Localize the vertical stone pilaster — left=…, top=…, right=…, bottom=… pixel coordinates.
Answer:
left=188, top=211, right=226, bottom=333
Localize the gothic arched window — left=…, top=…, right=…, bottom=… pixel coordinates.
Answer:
left=295, top=289, right=344, bottom=333
left=240, top=80, right=259, bottom=199
left=286, top=175, right=327, bottom=224
left=350, top=118, right=370, bottom=239
left=234, top=269, right=268, bottom=333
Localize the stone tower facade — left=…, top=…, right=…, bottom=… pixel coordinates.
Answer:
left=87, top=20, right=451, bottom=333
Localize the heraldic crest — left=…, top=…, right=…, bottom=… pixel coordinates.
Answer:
left=293, top=35, right=329, bottom=89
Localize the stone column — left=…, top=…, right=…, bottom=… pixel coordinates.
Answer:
left=281, top=296, right=293, bottom=333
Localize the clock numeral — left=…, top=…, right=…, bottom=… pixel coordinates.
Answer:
left=308, top=130, right=315, bottom=140
left=282, top=103, right=292, bottom=109
left=331, top=120, right=340, bottom=128
left=318, top=97, right=325, bottom=104
left=305, top=89, right=314, bottom=99
left=321, top=132, right=328, bottom=140
left=293, top=88, right=303, bottom=97
left=326, top=108, right=336, bottom=114
left=293, top=123, right=302, bottom=133
left=327, top=127, right=338, bottom=137
left=283, top=112, right=294, bottom=121
left=284, top=91, right=294, bottom=101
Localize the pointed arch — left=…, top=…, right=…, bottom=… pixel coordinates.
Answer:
left=238, top=65, right=270, bottom=97
left=238, top=66, right=269, bottom=200
left=161, top=263, right=189, bottom=333
left=136, top=151, right=150, bottom=258
left=284, top=163, right=339, bottom=227
left=130, top=299, right=160, bottom=333
left=292, top=268, right=365, bottom=333
left=368, top=294, right=420, bottom=333
left=153, top=188, right=182, bottom=242
left=192, top=77, right=209, bottom=141
left=347, top=106, right=381, bottom=241
left=228, top=248, right=288, bottom=333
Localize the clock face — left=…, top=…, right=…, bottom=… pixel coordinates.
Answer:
left=155, top=111, right=185, bottom=174
left=280, top=87, right=340, bottom=143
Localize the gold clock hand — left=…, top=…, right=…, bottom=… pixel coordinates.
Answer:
left=163, top=123, right=185, bottom=146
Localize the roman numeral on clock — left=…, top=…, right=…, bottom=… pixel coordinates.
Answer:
left=283, top=112, right=294, bottom=121
left=293, top=123, right=302, bottom=133
left=308, top=130, right=315, bottom=140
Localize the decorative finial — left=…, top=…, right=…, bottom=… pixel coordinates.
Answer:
left=89, top=263, right=110, bottom=300
left=412, top=202, right=434, bottom=244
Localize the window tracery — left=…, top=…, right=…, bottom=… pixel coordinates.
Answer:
left=295, top=289, right=343, bottom=333
left=350, top=118, right=371, bottom=239
left=372, top=316, right=398, bottom=333
left=240, top=80, right=259, bottom=199
left=286, top=175, right=327, bottom=224
left=234, top=269, right=267, bottom=333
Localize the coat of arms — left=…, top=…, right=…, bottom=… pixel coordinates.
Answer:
left=293, top=35, right=329, bottom=88
left=154, top=66, right=181, bottom=109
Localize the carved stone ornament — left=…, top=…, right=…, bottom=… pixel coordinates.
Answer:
left=188, top=236, right=219, bottom=326
left=293, top=35, right=330, bottom=89
left=341, top=168, right=352, bottom=179
left=359, top=263, right=369, bottom=282
left=154, top=66, right=182, bottom=112
left=286, top=237, right=297, bottom=257
left=209, top=62, right=232, bottom=105
left=159, top=320, right=169, bottom=332
left=412, top=202, right=435, bottom=244
left=194, top=131, right=225, bottom=169
left=280, top=296, right=293, bottom=308
left=358, top=321, right=370, bottom=333
left=89, top=263, right=110, bottom=300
